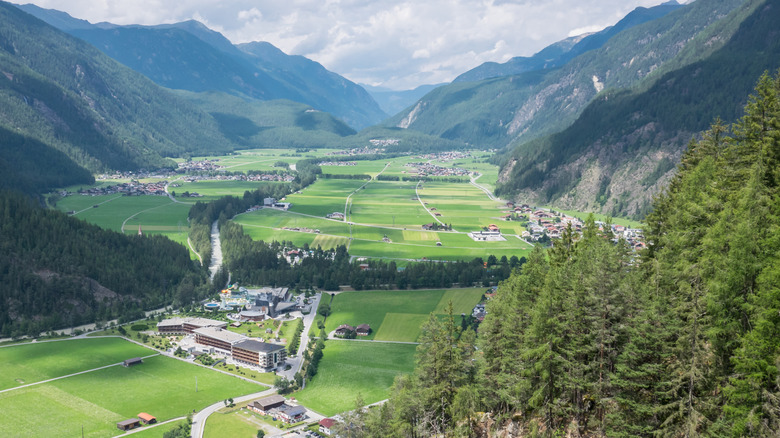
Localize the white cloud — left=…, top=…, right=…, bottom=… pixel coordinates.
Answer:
left=13, top=0, right=672, bottom=90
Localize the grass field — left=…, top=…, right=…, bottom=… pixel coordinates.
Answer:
left=204, top=408, right=266, bottom=438
left=0, top=337, right=151, bottom=390
left=0, top=340, right=263, bottom=438
left=322, top=288, right=484, bottom=342
left=294, top=340, right=417, bottom=416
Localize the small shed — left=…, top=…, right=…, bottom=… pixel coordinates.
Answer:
left=138, top=412, right=157, bottom=424
left=116, top=418, right=140, bottom=431
left=123, top=357, right=143, bottom=367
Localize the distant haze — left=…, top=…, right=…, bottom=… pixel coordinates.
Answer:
left=14, top=0, right=672, bottom=90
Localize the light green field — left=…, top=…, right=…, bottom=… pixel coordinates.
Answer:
left=0, top=343, right=262, bottom=438
left=204, top=408, right=267, bottom=438
left=174, top=180, right=281, bottom=201
left=286, top=179, right=366, bottom=218
left=294, top=341, right=416, bottom=416
left=324, top=288, right=484, bottom=342
left=0, top=337, right=151, bottom=390
left=123, top=419, right=188, bottom=438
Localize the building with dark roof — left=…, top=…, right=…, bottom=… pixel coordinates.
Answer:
left=277, top=404, right=307, bottom=423
left=252, top=395, right=286, bottom=415
left=116, top=418, right=140, bottom=431
left=123, top=357, right=143, bottom=367
left=157, top=317, right=227, bottom=335
left=356, top=324, right=370, bottom=336
left=232, top=339, right=286, bottom=370
left=334, top=324, right=355, bottom=337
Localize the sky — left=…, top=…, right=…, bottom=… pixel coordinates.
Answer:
left=15, top=0, right=677, bottom=90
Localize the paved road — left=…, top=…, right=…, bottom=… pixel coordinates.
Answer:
left=278, top=292, right=322, bottom=381
left=191, top=388, right=278, bottom=438
left=416, top=180, right=445, bottom=226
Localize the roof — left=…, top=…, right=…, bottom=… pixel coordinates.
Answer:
left=239, top=310, right=264, bottom=317
left=319, top=418, right=336, bottom=428
left=278, top=404, right=307, bottom=416
left=117, top=418, right=140, bottom=427
left=356, top=324, right=370, bottom=331
left=193, top=326, right=246, bottom=344
left=233, top=339, right=285, bottom=353
left=123, top=357, right=143, bottom=365
left=335, top=324, right=355, bottom=331
left=138, top=413, right=156, bottom=422
left=157, top=317, right=226, bottom=328
left=254, top=395, right=286, bottom=409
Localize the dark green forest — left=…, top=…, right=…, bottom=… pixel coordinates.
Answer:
left=336, top=72, right=780, bottom=437
left=0, top=192, right=207, bottom=337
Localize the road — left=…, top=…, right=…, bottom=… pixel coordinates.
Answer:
left=278, top=292, right=322, bottom=381
left=415, top=180, right=445, bottom=226
left=191, top=388, right=278, bottom=438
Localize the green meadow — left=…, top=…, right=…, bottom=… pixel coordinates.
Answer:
left=0, top=337, right=150, bottom=390
left=322, top=288, right=484, bottom=342
left=0, top=344, right=262, bottom=438
left=294, top=340, right=417, bottom=416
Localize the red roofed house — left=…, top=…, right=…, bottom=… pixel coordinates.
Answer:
left=138, top=413, right=156, bottom=425
left=319, top=418, right=336, bottom=435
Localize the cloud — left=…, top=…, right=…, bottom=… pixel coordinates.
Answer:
left=13, top=0, right=670, bottom=90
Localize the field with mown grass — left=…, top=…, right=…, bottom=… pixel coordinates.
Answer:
left=294, top=340, right=417, bottom=416
left=322, top=288, right=484, bottom=342
left=0, top=339, right=263, bottom=438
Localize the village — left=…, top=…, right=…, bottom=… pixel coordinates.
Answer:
left=403, top=161, right=472, bottom=178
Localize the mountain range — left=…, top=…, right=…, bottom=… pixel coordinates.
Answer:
left=17, top=4, right=388, bottom=130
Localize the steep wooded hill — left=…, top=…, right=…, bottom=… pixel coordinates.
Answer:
left=19, top=4, right=388, bottom=130
left=0, top=2, right=236, bottom=173
left=0, top=191, right=207, bottom=337
left=386, top=0, right=745, bottom=149
left=497, top=0, right=780, bottom=218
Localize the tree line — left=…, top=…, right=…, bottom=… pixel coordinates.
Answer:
left=340, top=71, right=780, bottom=437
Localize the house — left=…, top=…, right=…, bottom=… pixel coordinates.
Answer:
left=123, top=357, right=143, bottom=367
left=319, top=418, right=336, bottom=435
left=422, top=223, right=435, bottom=230
left=138, top=413, right=156, bottom=425
left=156, top=317, right=227, bottom=335
left=252, top=395, right=286, bottom=415
left=356, top=324, right=371, bottom=336
left=276, top=404, right=307, bottom=423
left=116, top=418, right=140, bottom=431
left=334, top=324, right=356, bottom=337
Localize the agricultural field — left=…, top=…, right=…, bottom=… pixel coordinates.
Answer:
left=294, top=340, right=417, bottom=416
left=0, top=338, right=263, bottom=438
left=320, top=288, right=484, bottom=342
left=0, top=337, right=150, bottom=390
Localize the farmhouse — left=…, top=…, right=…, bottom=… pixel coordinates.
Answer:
left=252, top=395, right=286, bottom=415
left=277, top=404, right=307, bottom=423
left=156, top=317, right=227, bottom=335
left=319, top=418, right=336, bottom=435
left=334, top=324, right=355, bottom=337
left=116, top=419, right=140, bottom=431
left=468, top=230, right=505, bottom=242
left=356, top=324, right=371, bottom=336
left=123, top=357, right=143, bottom=367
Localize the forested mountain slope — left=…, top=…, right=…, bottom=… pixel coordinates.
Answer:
left=496, top=0, right=780, bottom=218
left=386, top=0, right=746, bottom=149
left=19, top=4, right=388, bottom=130
left=0, top=191, right=207, bottom=338
left=347, top=70, right=780, bottom=438
left=0, top=2, right=236, bottom=174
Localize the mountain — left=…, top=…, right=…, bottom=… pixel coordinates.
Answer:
left=361, top=83, right=444, bottom=116
left=0, top=190, right=206, bottom=337
left=18, top=4, right=388, bottom=130
left=454, top=1, right=684, bottom=83
left=0, top=1, right=239, bottom=177
left=386, top=0, right=745, bottom=150
left=496, top=0, right=780, bottom=218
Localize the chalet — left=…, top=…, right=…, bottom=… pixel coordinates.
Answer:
left=123, top=357, right=143, bottom=367
left=116, top=419, right=140, bottom=431
left=356, top=324, right=371, bottom=336
left=319, top=418, right=336, bottom=435
left=277, top=404, right=307, bottom=423
left=252, top=395, right=286, bottom=415
left=422, top=223, right=435, bottom=230
left=487, top=224, right=499, bottom=232
left=334, top=324, right=356, bottom=337
left=138, top=413, right=156, bottom=425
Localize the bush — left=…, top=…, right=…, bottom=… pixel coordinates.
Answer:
left=131, top=323, right=149, bottom=331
